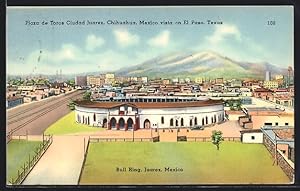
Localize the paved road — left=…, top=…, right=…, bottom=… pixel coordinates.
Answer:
left=7, top=90, right=84, bottom=136
left=249, top=97, right=294, bottom=113
left=22, top=135, right=87, bottom=185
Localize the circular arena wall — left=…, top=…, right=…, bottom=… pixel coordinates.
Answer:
left=74, top=100, right=224, bottom=130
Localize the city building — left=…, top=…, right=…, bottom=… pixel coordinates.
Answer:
left=253, top=88, right=273, bottom=99
left=75, top=76, right=87, bottom=87
left=238, top=107, right=294, bottom=129
left=287, top=66, right=294, bottom=86
left=265, top=71, right=271, bottom=81
left=240, top=129, right=263, bottom=143
left=105, top=73, right=115, bottom=84
left=6, top=96, right=24, bottom=109
left=17, top=85, right=36, bottom=91
left=194, top=77, right=204, bottom=84
left=263, top=80, right=279, bottom=89
left=215, top=78, right=224, bottom=84
left=87, top=76, right=101, bottom=87
left=74, top=98, right=225, bottom=130
left=230, top=79, right=242, bottom=87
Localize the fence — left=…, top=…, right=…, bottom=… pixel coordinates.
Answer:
left=8, top=135, right=53, bottom=185
left=187, top=137, right=211, bottom=142
left=7, top=130, right=30, bottom=144
left=78, top=137, right=90, bottom=184
left=89, top=136, right=160, bottom=142
left=6, top=132, right=13, bottom=144
left=187, top=137, right=241, bottom=142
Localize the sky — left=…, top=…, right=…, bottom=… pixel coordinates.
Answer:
left=7, top=6, right=293, bottom=75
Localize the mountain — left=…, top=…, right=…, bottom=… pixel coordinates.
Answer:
left=116, top=51, right=287, bottom=80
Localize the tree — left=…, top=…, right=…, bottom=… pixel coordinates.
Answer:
left=67, top=79, right=75, bottom=86
left=83, top=91, right=91, bottom=100
left=68, top=101, right=75, bottom=110
left=236, top=99, right=242, bottom=110
left=211, top=130, right=224, bottom=150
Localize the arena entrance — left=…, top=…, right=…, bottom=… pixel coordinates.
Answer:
left=110, top=118, right=116, bottom=129
left=144, top=119, right=151, bottom=129
left=102, top=118, right=107, bottom=128
left=127, top=118, right=134, bottom=130
left=119, top=118, right=125, bottom=130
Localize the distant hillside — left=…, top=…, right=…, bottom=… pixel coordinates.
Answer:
left=116, top=51, right=287, bottom=80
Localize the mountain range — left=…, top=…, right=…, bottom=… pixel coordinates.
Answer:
left=116, top=51, right=287, bottom=80
left=7, top=51, right=288, bottom=80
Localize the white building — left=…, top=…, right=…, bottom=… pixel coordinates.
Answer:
left=240, top=129, right=263, bottom=143
left=74, top=97, right=225, bottom=130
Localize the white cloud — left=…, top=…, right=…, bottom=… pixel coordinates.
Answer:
left=85, top=34, right=105, bottom=51
left=113, top=29, right=140, bottom=47
left=206, top=24, right=241, bottom=44
left=7, top=42, right=150, bottom=75
left=147, top=30, right=170, bottom=47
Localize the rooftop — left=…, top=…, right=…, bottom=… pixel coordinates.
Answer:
left=7, top=96, right=23, bottom=101
left=75, top=99, right=223, bottom=109
left=261, top=126, right=294, bottom=148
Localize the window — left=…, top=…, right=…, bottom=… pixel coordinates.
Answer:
left=206, top=116, right=208, bottom=124
left=251, top=136, right=255, bottom=140
left=190, top=119, right=193, bottom=126
left=170, top=119, right=174, bottom=126
left=202, top=118, right=205, bottom=126
left=282, top=150, right=286, bottom=154
left=275, top=122, right=278, bottom=126
left=264, top=123, right=272, bottom=126
left=93, top=113, right=96, bottom=122
left=161, top=116, right=164, bottom=124
left=194, top=117, right=198, bottom=125
left=181, top=118, right=184, bottom=126
left=176, top=120, right=178, bottom=127
left=285, top=123, right=289, bottom=126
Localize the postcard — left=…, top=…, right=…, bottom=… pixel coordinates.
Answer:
left=6, top=6, right=294, bottom=186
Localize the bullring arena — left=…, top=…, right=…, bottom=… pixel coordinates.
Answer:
left=74, top=96, right=225, bottom=131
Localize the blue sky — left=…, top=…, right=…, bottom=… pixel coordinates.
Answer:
left=7, top=6, right=293, bottom=75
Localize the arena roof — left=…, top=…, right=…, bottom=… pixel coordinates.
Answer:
left=74, top=99, right=223, bottom=109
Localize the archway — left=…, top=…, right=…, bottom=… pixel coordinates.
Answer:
left=110, top=117, right=116, bottom=128
left=77, top=114, right=81, bottom=123
left=119, top=118, right=125, bottom=129
left=127, top=118, right=134, bottom=130
left=103, top=118, right=108, bottom=128
left=170, top=118, right=174, bottom=126
left=144, top=119, right=151, bottom=129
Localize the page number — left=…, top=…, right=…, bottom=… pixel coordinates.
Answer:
left=267, top=21, right=276, bottom=26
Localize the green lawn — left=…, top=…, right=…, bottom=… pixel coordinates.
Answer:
left=7, top=140, right=42, bottom=183
left=80, top=142, right=290, bottom=185
left=44, top=111, right=104, bottom=135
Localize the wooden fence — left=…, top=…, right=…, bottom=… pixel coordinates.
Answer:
left=8, top=135, right=53, bottom=185
left=7, top=130, right=30, bottom=144
left=187, top=137, right=240, bottom=142
left=78, top=137, right=90, bottom=184
left=6, top=132, right=13, bottom=144
left=89, top=136, right=160, bottom=143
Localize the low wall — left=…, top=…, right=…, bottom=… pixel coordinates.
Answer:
left=263, top=134, right=294, bottom=182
